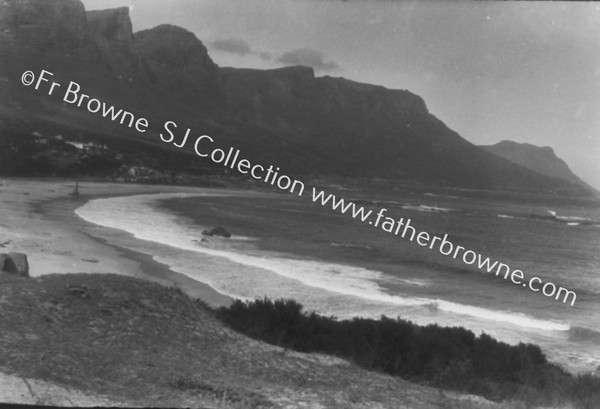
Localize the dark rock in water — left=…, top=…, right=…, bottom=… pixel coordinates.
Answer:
left=201, top=227, right=231, bottom=238
left=2, top=252, right=30, bottom=277
left=211, top=227, right=231, bottom=238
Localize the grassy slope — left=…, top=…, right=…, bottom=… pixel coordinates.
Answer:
left=0, top=272, right=504, bottom=409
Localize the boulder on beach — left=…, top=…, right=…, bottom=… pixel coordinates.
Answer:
left=0, top=253, right=8, bottom=270
left=2, top=252, right=30, bottom=277
left=201, top=226, right=231, bottom=238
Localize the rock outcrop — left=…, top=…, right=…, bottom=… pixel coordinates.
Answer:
left=87, top=7, right=133, bottom=45
left=135, top=24, right=221, bottom=109
left=1, top=252, right=29, bottom=277
left=201, top=227, right=231, bottom=238
left=0, top=0, right=88, bottom=48
left=136, top=25, right=217, bottom=82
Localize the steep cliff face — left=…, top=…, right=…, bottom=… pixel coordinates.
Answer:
left=84, top=7, right=148, bottom=88
left=220, top=66, right=316, bottom=129
left=218, top=67, right=517, bottom=182
left=0, top=0, right=592, bottom=196
left=0, top=0, right=91, bottom=119
left=480, top=141, right=590, bottom=189
left=220, top=67, right=428, bottom=133
left=135, top=25, right=221, bottom=111
left=87, top=7, right=133, bottom=45
left=0, top=1, right=140, bottom=81
left=0, top=0, right=87, bottom=49
left=136, top=25, right=217, bottom=81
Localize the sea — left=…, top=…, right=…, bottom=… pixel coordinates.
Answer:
left=74, top=182, right=600, bottom=374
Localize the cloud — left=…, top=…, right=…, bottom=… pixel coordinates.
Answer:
left=210, top=38, right=252, bottom=56
left=258, top=51, right=273, bottom=61
left=278, top=48, right=340, bottom=72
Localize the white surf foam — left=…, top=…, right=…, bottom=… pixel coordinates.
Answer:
left=424, top=193, right=459, bottom=199
left=75, top=193, right=570, bottom=333
left=402, top=204, right=453, bottom=213
left=330, top=242, right=372, bottom=250
left=548, top=210, right=592, bottom=223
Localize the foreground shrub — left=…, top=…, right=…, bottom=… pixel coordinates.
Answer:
left=216, top=298, right=600, bottom=408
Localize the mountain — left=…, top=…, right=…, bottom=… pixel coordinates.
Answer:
left=479, top=141, right=594, bottom=191
left=0, top=0, right=593, bottom=196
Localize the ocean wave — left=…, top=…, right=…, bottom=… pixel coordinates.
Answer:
left=520, top=210, right=599, bottom=227
left=402, top=204, right=454, bottom=213
left=76, top=193, right=571, bottom=334
left=424, top=193, right=459, bottom=199
left=547, top=210, right=595, bottom=224
left=395, top=278, right=430, bottom=287
left=330, top=242, right=372, bottom=250
left=556, top=215, right=592, bottom=222
left=431, top=300, right=569, bottom=331
left=568, top=326, right=600, bottom=343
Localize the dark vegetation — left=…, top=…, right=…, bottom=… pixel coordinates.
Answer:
left=0, top=131, right=117, bottom=177
left=1, top=273, right=495, bottom=408
left=216, top=298, right=600, bottom=409
left=0, top=128, right=226, bottom=184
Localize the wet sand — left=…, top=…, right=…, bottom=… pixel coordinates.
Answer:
left=0, top=178, right=232, bottom=307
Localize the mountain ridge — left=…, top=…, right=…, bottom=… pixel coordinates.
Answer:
left=0, top=0, right=593, bottom=197
left=479, top=140, right=595, bottom=193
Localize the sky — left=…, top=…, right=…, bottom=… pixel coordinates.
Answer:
left=82, top=0, right=600, bottom=189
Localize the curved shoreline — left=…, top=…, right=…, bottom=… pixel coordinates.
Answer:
left=5, top=178, right=596, bottom=375
left=22, top=179, right=234, bottom=308
left=78, top=193, right=571, bottom=329
left=74, top=189, right=600, bottom=374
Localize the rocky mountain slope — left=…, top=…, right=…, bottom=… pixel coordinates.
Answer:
left=480, top=140, right=594, bottom=191
left=0, top=0, right=592, bottom=196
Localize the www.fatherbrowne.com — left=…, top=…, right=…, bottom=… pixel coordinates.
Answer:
left=20, top=69, right=575, bottom=306
left=311, top=187, right=577, bottom=307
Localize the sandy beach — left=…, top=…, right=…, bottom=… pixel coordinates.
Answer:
left=3, top=178, right=507, bottom=409
left=0, top=178, right=232, bottom=307
left=0, top=178, right=236, bottom=404
left=1, top=178, right=596, bottom=408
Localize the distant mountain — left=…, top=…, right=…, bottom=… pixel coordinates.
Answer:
left=479, top=141, right=594, bottom=191
left=0, top=0, right=593, bottom=196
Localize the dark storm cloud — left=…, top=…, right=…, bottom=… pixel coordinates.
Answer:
left=210, top=38, right=252, bottom=55
left=278, top=48, right=340, bottom=72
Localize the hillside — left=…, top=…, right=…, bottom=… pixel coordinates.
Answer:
left=0, top=272, right=500, bottom=408
left=480, top=141, right=595, bottom=192
left=0, top=0, right=593, bottom=196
